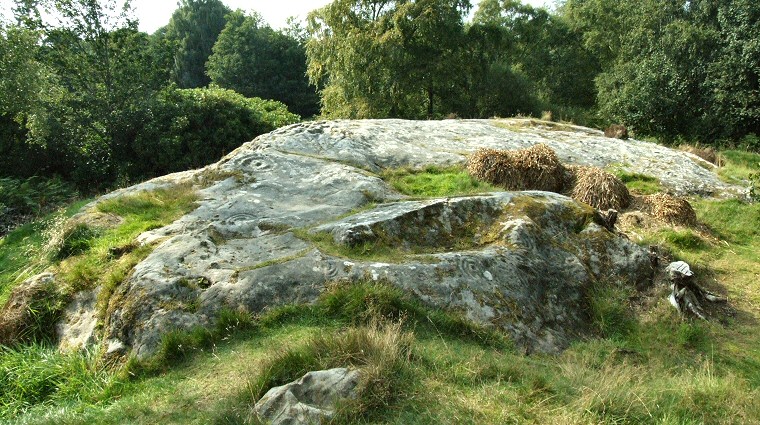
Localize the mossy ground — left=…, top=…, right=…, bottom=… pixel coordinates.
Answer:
left=1, top=154, right=759, bottom=423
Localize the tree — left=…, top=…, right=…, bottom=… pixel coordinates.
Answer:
left=8, top=0, right=173, bottom=186
left=163, top=0, right=230, bottom=88
left=306, top=0, right=472, bottom=118
left=562, top=0, right=716, bottom=139
left=207, top=11, right=319, bottom=117
left=471, top=0, right=598, bottom=115
left=707, top=0, right=760, bottom=138
left=0, top=24, right=58, bottom=177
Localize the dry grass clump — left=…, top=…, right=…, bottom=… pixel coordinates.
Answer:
left=679, top=144, right=722, bottom=166
left=641, top=193, right=697, bottom=226
left=569, top=165, right=631, bottom=210
left=0, top=274, right=64, bottom=345
left=604, top=124, right=628, bottom=139
left=467, top=144, right=565, bottom=192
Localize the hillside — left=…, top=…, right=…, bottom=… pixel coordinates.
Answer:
left=1, top=119, right=759, bottom=424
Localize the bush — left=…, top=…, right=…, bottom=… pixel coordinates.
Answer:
left=131, top=86, right=299, bottom=178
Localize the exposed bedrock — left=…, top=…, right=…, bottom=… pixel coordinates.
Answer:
left=51, top=118, right=737, bottom=358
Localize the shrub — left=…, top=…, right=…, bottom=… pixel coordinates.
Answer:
left=131, top=86, right=299, bottom=178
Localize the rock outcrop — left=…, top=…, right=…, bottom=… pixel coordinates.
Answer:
left=50, top=119, right=739, bottom=358
left=254, top=368, right=361, bottom=425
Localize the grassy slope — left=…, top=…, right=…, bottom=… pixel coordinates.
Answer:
left=2, top=156, right=760, bottom=424
left=0, top=200, right=91, bottom=306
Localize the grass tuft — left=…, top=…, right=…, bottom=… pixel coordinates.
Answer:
left=249, top=319, right=414, bottom=422
left=610, top=169, right=663, bottom=194
left=381, top=165, right=498, bottom=197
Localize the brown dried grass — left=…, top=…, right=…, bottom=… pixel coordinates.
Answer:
left=679, top=144, right=722, bottom=166
left=0, top=274, right=62, bottom=345
left=466, top=144, right=565, bottom=192
left=641, top=193, right=697, bottom=226
left=569, top=165, right=631, bottom=210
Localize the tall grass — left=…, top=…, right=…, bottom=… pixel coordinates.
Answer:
left=0, top=199, right=91, bottom=305
left=0, top=345, right=117, bottom=418
left=249, top=319, right=414, bottom=423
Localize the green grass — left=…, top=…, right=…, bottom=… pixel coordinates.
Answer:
left=717, top=150, right=760, bottom=184
left=0, top=199, right=91, bottom=306
left=8, top=278, right=760, bottom=424
left=58, top=186, right=199, bottom=313
left=3, top=281, right=507, bottom=422
left=609, top=168, right=663, bottom=195
left=381, top=165, right=498, bottom=197
left=0, top=185, right=199, bottom=346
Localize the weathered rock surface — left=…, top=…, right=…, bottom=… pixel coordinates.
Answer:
left=254, top=368, right=361, bottom=425
left=52, top=119, right=739, bottom=357
left=56, top=288, right=99, bottom=351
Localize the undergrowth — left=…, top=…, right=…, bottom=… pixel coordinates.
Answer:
left=0, top=176, right=78, bottom=237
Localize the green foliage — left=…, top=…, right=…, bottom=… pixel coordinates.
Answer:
left=2, top=2, right=173, bottom=189
left=0, top=25, right=50, bottom=120
left=207, top=11, right=319, bottom=117
left=738, top=133, right=760, bottom=151
left=472, top=0, right=598, bottom=113
left=307, top=0, right=473, bottom=118
left=563, top=0, right=760, bottom=141
left=162, top=0, right=230, bottom=88
left=0, top=176, right=77, bottom=233
left=381, top=165, right=498, bottom=197
left=131, top=86, right=299, bottom=176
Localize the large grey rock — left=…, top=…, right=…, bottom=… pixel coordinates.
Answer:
left=254, top=368, right=361, bottom=425
left=53, top=119, right=735, bottom=357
